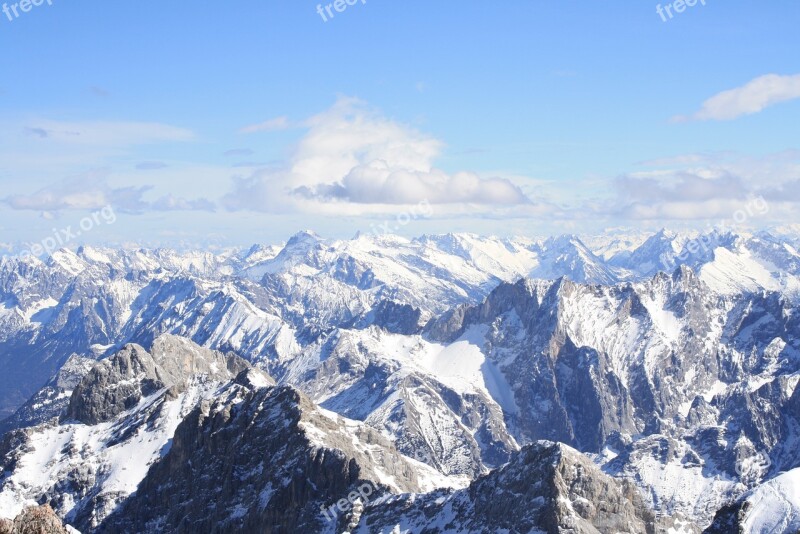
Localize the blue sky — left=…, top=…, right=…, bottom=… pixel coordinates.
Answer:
left=0, top=0, right=798, bottom=249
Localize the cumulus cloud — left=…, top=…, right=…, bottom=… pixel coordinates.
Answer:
left=223, top=97, right=530, bottom=213
left=3, top=170, right=215, bottom=214
left=592, top=150, right=800, bottom=225
left=675, top=73, right=800, bottom=122
left=297, top=165, right=528, bottom=205
left=638, top=150, right=800, bottom=186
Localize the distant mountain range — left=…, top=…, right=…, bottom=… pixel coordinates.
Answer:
left=1, top=229, right=799, bottom=532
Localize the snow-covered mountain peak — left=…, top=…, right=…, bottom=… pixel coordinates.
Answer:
left=531, top=234, right=620, bottom=285
left=286, top=229, right=324, bottom=246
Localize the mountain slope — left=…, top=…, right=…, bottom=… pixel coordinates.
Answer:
left=705, top=467, right=800, bottom=533
left=100, top=384, right=458, bottom=534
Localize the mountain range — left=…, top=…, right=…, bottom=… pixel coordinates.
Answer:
left=1, top=228, right=799, bottom=533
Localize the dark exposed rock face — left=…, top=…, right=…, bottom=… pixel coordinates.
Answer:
left=0, top=505, right=71, bottom=534
left=93, top=385, right=693, bottom=534
left=0, top=335, right=272, bottom=533
left=703, top=501, right=748, bottom=534
left=350, top=299, right=424, bottom=335
left=355, top=441, right=669, bottom=534
left=99, top=384, right=442, bottom=534
left=67, top=335, right=252, bottom=425
left=66, top=343, right=160, bottom=425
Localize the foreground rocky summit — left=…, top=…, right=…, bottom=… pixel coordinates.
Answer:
left=0, top=336, right=270, bottom=531
left=0, top=505, right=72, bottom=534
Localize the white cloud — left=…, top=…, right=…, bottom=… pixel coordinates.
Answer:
left=298, top=165, right=529, bottom=205
left=239, top=116, right=291, bottom=134
left=610, top=169, right=756, bottom=220
left=21, top=120, right=194, bottom=145
left=636, top=150, right=800, bottom=188
left=150, top=194, right=216, bottom=212
left=763, top=179, right=800, bottom=202
left=223, top=97, right=530, bottom=213
left=675, top=74, right=800, bottom=122
left=620, top=199, right=763, bottom=221
left=607, top=152, right=800, bottom=222
left=3, top=170, right=215, bottom=214
left=617, top=170, right=748, bottom=204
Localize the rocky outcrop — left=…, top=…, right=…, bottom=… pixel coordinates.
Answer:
left=67, top=335, right=253, bottom=425
left=0, top=505, right=72, bottom=534
left=350, top=299, right=424, bottom=335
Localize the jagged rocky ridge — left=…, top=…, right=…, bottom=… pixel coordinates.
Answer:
left=1, top=336, right=684, bottom=534
left=98, top=383, right=453, bottom=533
left=419, top=268, right=800, bottom=527
left=0, top=337, right=459, bottom=533
left=280, top=265, right=800, bottom=527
